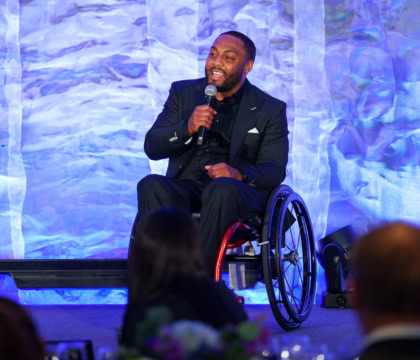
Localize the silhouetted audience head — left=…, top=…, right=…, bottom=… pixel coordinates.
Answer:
left=128, top=207, right=205, bottom=302
left=0, top=297, right=44, bottom=360
left=351, top=221, right=420, bottom=334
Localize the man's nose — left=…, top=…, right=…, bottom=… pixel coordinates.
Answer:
left=212, top=54, right=223, bottom=67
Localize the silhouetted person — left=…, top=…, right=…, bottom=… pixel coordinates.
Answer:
left=351, top=221, right=420, bottom=360
left=122, top=207, right=247, bottom=347
left=0, top=297, right=44, bottom=360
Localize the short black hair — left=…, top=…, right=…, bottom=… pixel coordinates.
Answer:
left=219, top=31, right=256, bottom=62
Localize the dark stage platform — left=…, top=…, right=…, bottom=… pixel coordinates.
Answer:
left=26, top=304, right=363, bottom=359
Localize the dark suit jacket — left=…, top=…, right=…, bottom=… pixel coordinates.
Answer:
left=144, top=78, right=289, bottom=189
left=358, top=338, right=420, bottom=360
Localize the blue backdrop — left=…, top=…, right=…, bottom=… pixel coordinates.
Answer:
left=0, top=0, right=418, bottom=304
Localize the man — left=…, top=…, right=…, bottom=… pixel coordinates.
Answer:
left=136, top=31, right=288, bottom=275
left=351, top=222, right=420, bottom=360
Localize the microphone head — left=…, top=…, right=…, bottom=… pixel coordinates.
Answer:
left=205, top=85, right=217, bottom=97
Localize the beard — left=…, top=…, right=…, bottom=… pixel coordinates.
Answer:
left=205, top=66, right=244, bottom=93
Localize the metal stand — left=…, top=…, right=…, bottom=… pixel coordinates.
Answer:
left=321, top=291, right=356, bottom=308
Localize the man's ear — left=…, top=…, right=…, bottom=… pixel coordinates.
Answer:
left=244, top=60, right=254, bottom=74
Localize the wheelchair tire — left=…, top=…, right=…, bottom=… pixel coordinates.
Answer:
left=261, top=185, right=317, bottom=330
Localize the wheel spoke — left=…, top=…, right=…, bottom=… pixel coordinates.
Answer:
left=296, top=229, right=302, bottom=251
left=273, top=280, right=280, bottom=301
left=292, top=207, right=303, bottom=253
left=284, top=259, right=305, bottom=312
left=285, top=283, right=300, bottom=304
left=288, top=289, right=301, bottom=312
left=296, top=260, right=304, bottom=284
left=283, top=270, right=301, bottom=310
left=285, top=212, right=295, bottom=250
left=291, top=257, right=297, bottom=302
left=283, top=261, right=292, bottom=273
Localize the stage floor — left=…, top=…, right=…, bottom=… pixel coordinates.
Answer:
left=27, top=304, right=363, bottom=359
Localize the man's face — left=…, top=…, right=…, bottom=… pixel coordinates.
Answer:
left=205, top=35, right=253, bottom=94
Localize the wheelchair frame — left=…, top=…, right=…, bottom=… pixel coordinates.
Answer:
left=214, top=184, right=317, bottom=330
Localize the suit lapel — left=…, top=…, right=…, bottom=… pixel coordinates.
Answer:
left=192, top=78, right=207, bottom=108
left=229, top=81, right=264, bottom=162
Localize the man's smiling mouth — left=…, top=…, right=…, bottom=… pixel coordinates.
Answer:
left=210, top=68, right=225, bottom=80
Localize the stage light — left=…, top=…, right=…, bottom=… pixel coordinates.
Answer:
left=44, top=340, right=94, bottom=360
left=317, top=225, right=356, bottom=308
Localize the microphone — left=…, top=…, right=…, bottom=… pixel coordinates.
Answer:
left=197, top=85, right=217, bottom=145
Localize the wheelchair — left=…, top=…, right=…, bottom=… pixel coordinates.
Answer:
left=213, top=184, right=317, bottom=330
left=131, top=184, right=317, bottom=331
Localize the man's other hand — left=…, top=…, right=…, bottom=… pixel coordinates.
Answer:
left=205, top=163, right=242, bottom=180
left=187, top=105, right=217, bottom=136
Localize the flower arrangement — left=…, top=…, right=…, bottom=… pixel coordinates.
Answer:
left=117, top=306, right=272, bottom=360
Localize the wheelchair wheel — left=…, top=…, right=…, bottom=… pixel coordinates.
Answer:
left=261, top=185, right=317, bottom=330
